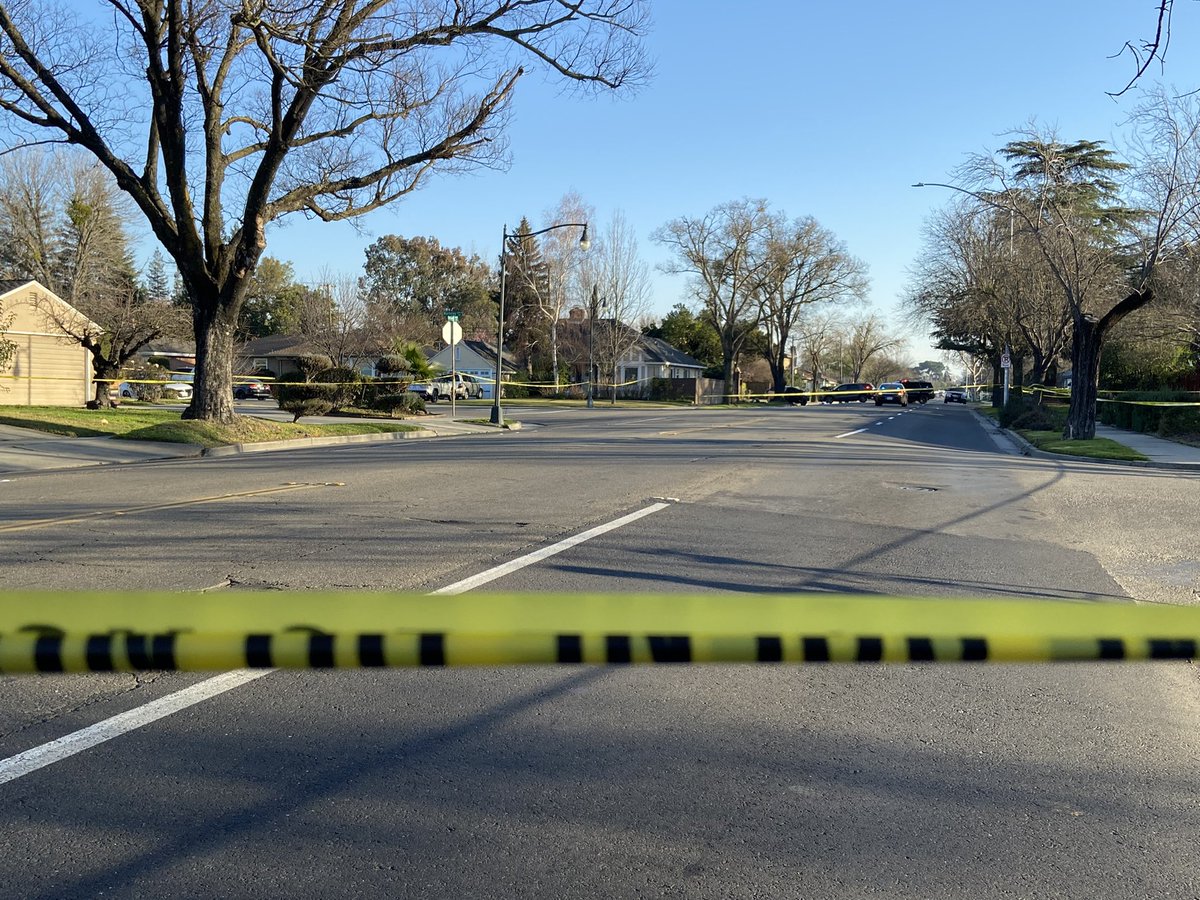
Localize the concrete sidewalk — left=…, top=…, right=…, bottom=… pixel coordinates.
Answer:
left=0, top=414, right=495, bottom=476
left=1093, top=424, right=1200, bottom=468
left=979, top=412, right=1200, bottom=470
left=0, top=423, right=202, bottom=475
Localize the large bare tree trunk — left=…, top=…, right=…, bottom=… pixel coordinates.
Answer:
left=185, top=299, right=238, bottom=424
left=88, top=362, right=119, bottom=410
left=1064, top=290, right=1153, bottom=440
left=1064, top=315, right=1103, bottom=440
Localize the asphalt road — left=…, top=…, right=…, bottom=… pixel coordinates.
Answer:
left=2, top=402, right=1199, bottom=898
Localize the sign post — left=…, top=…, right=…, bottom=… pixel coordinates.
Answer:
left=442, top=315, right=462, bottom=417
left=1000, top=348, right=1012, bottom=407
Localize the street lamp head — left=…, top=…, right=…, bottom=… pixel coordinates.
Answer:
left=578, top=224, right=590, bottom=251
left=912, top=183, right=927, bottom=188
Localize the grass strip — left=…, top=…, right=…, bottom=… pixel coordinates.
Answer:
left=0, top=406, right=417, bottom=448
left=1020, top=430, right=1148, bottom=462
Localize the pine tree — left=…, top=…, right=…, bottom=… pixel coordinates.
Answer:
left=145, top=249, right=170, bottom=303
left=505, top=217, right=550, bottom=378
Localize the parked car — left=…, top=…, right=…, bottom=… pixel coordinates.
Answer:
left=458, top=374, right=487, bottom=399
left=780, top=385, right=809, bottom=406
left=160, top=381, right=193, bottom=401
left=406, top=382, right=433, bottom=402
left=430, top=374, right=471, bottom=401
left=113, top=380, right=192, bottom=401
left=825, top=383, right=875, bottom=403
left=899, top=379, right=935, bottom=403
left=874, top=382, right=908, bottom=406
left=944, top=386, right=969, bottom=404
left=233, top=379, right=273, bottom=400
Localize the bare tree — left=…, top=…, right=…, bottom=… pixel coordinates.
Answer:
left=0, top=1, right=649, bottom=422
left=0, top=298, right=14, bottom=381
left=581, top=210, right=651, bottom=400
left=960, top=106, right=1200, bottom=437
left=534, top=192, right=595, bottom=389
left=795, top=310, right=842, bottom=397
left=757, top=212, right=868, bottom=392
left=843, top=314, right=902, bottom=382
left=654, top=199, right=771, bottom=399
left=296, top=271, right=373, bottom=370
left=0, top=149, right=189, bottom=406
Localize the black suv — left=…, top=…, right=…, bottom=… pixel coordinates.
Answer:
left=899, top=379, right=934, bottom=404
left=825, top=383, right=875, bottom=403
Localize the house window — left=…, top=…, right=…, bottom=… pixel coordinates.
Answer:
left=253, top=358, right=269, bottom=370
left=624, top=366, right=639, bottom=385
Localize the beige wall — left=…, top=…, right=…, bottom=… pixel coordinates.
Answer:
left=1, top=284, right=94, bottom=407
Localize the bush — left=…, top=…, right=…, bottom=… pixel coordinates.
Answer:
left=999, top=395, right=1066, bottom=431
left=277, top=367, right=363, bottom=411
left=372, top=392, right=425, bottom=416
left=304, top=367, right=360, bottom=410
left=501, top=382, right=529, bottom=399
left=1098, top=390, right=1200, bottom=437
left=120, top=361, right=170, bottom=402
left=279, top=397, right=333, bottom=422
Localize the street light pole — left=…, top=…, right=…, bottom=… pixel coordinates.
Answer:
left=587, top=284, right=597, bottom=409
left=490, top=221, right=590, bottom=426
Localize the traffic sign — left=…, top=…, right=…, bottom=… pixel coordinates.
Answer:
left=1000, top=352, right=1011, bottom=369
left=442, top=320, right=462, bottom=345
left=445, top=310, right=460, bottom=322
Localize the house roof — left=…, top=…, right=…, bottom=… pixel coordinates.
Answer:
left=140, top=339, right=195, bottom=356
left=238, top=334, right=325, bottom=357
left=638, top=334, right=704, bottom=369
left=0, top=278, right=103, bottom=332
left=457, top=339, right=517, bottom=374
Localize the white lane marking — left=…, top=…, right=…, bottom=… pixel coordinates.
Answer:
left=835, top=428, right=867, bottom=438
left=0, top=502, right=673, bottom=783
left=433, top=502, right=671, bottom=595
left=0, top=671, right=267, bottom=786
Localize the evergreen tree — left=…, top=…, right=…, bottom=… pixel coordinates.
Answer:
left=145, top=249, right=170, bottom=303
left=505, top=217, right=550, bottom=378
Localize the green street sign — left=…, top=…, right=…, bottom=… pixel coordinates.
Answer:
left=446, top=310, right=461, bottom=322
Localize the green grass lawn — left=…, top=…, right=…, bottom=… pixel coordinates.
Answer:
left=1020, top=430, right=1148, bottom=462
left=973, top=404, right=1146, bottom=460
left=0, top=406, right=419, bottom=449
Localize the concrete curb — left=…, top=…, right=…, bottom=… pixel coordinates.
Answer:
left=202, top=428, right=438, bottom=457
left=969, top=409, right=1200, bottom=472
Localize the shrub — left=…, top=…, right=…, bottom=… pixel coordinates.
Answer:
left=372, top=392, right=425, bottom=416
left=1158, top=406, right=1200, bottom=438
left=1000, top=395, right=1066, bottom=431
left=279, top=397, right=333, bottom=422
left=120, top=361, right=170, bottom=402
left=308, top=367, right=362, bottom=410
left=1099, top=390, right=1199, bottom=436
left=501, top=382, right=529, bottom=399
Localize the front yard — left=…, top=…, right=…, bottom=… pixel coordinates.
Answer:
left=0, top=406, right=420, bottom=449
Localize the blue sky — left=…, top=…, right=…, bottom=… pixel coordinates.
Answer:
left=255, top=1, right=1200, bottom=363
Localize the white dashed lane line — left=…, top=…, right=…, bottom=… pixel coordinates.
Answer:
left=835, top=407, right=916, bottom=439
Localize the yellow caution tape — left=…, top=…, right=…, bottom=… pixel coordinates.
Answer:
left=0, top=592, right=1195, bottom=673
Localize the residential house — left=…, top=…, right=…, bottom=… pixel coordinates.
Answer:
left=0, top=279, right=98, bottom=406
left=427, top=339, right=516, bottom=400
left=557, top=308, right=712, bottom=401
left=137, top=340, right=196, bottom=372
left=235, top=334, right=392, bottom=381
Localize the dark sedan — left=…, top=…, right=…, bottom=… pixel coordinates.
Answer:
left=233, top=380, right=273, bottom=400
